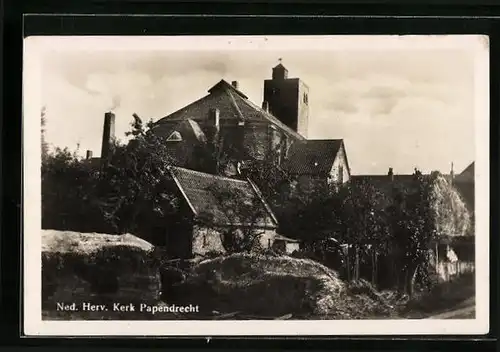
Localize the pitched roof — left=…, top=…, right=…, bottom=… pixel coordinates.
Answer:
left=281, top=139, right=344, bottom=175
left=169, top=166, right=278, bottom=228
left=453, top=181, right=474, bottom=212
left=451, top=162, right=474, bottom=211
left=151, top=118, right=207, bottom=143
left=208, top=79, right=248, bottom=99
left=274, top=234, right=300, bottom=243
left=455, top=162, right=474, bottom=182
left=154, top=79, right=305, bottom=141
left=349, top=173, right=425, bottom=200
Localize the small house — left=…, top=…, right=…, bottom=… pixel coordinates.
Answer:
left=282, top=139, right=351, bottom=194
left=272, top=234, right=301, bottom=254
left=166, top=166, right=279, bottom=258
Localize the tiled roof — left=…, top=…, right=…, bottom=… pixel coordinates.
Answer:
left=456, top=162, right=474, bottom=182
left=453, top=162, right=474, bottom=211
left=281, top=139, right=344, bottom=176
left=150, top=119, right=208, bottom=169
left=349, top=173, right=425, bottom=202
left=169, top=166, right=278, bottom=228
left=453, top=181, right=474, bottom=212
left=350, top=174, right=418, bottom=188
left=154, top=79, right=305, bottom=141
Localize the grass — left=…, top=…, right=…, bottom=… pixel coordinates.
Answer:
left=159, top=253, right=399, bottom=319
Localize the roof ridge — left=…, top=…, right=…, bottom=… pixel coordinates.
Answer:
left=225, top=89, right=246, bottom=122
left=209, top=79, right=248, bottom=99
left=246, top=177, right=279, bottom=226
left=155, top=93, right=212, bottom=124
left=233, top=92, right=306, bottom=140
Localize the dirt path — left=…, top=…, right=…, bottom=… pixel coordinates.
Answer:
left=427, top=297, right=475, bottom=319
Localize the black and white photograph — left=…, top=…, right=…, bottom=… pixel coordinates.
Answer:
left=23, top=35, right=489, bottom=336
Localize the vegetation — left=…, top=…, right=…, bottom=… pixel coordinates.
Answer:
left=42, top=114, right=181, bottom=241
left=42, top=108, right=472, bottom=297
left=268, top=168, right=472, bottom=296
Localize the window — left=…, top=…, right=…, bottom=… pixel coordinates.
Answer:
left=338, top=165, right=344, bottom=183
left=303, top=93, right=309, bottom=104
left=166, top=130, right=182, bottom=142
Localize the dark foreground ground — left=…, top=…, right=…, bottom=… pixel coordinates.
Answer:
left=43, top=272, right=475, bottom=321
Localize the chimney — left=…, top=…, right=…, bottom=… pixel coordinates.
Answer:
left=262, top=100, right=269, bottom=112
left=388, top=167, right=394, bottom=181
left=101, top=111, right=116, bottom=166
left=86, top=150, right=93, bottom=160
left=231, top=81, right=239, bottom=90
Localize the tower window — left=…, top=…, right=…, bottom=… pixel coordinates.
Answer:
left=303, top=93, right=309, bottom=104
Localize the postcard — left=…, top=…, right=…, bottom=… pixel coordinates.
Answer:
left=23, top=34, right=489, bottom=336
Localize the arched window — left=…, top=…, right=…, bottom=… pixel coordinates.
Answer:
left=166, top=130, right=182, bottom=142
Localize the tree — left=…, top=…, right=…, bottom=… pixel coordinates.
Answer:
left=337, top=180, right=391, bottom=282
left=95, top=117, right=181, bottom=238
left=41, top=146, right=103, bottom=231
left=387, top=169, right=436, bottom=296
left=428, top=171, right=471, bottom=239
left=41, top=115, right=182, bottom=241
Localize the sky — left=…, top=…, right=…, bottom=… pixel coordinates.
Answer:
left=34, top=35, right=484, bottom=175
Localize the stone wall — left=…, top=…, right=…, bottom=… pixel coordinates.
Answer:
left=192, top=225, right=227, bottom=256
left=257, top=229, right=279, bottom=249
left=243, top=124, right=271, bottom=161
left=328, top=143, right=350, bottom=185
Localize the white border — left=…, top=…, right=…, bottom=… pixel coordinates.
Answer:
left=23, top=35, right=490, bottom=336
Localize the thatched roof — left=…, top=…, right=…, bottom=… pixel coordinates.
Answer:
left=42, top=230, right=154, bottom=254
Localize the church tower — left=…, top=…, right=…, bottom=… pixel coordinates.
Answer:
left=263, top=61, right=310, bottom=138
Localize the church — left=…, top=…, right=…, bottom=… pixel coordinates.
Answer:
left=148, top=62, right=351, bottom=190
left=91, top=63, right=351, bottom=257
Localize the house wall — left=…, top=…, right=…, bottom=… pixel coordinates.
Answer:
left=192, top=225, right=227, bottom=256
left=432, top=243, right=475, bottom=282
left=242, top=124, right=270, bottom=161
left=240, top=123, right=285, bottom=162
left=257, top=229, right=278, bottom=249
left=296, top=80, right=310, bottom=138
left=287, top=242, right=300, bottom=254
left=273, top=241, right=300, bottom=254
left=436, top=260, right=475, bottom=282
left=328, top=144, right=350, bottom=185
left=191, top=225, right=278, bottom=256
